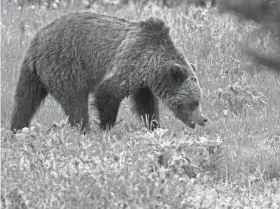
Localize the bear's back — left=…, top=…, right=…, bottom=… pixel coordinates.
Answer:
left=31, top=12, right=135, bottom=90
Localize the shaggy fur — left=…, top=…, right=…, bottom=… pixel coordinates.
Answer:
left=11, top=12, right=207, bottom=132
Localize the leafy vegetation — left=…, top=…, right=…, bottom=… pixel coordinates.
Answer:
left=1, top=1, right=280, bottom=208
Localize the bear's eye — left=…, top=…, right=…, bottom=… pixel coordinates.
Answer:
left=189, top=101, right=199, bottom=110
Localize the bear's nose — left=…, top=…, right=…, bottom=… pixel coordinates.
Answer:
left=203, top=118, right=208, bottom=123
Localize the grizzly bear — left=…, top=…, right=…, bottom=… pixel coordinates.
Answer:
left=10, top=12, right=207, bottom=132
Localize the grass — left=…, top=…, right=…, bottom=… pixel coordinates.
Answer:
left=1, top=1, right=280, bottom=208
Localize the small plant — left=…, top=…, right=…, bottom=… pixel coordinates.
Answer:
left=213, top=78, right=267, bottom=116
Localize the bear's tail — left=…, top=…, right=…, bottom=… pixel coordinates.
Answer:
left=10, top=55, right=48, bottom=132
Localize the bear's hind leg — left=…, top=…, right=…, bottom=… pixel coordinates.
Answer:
left=131, top=87, right=160, bottom=130
left=11, top=66, right=48, bottom=132
left=58, top=92, right=90, bottom=132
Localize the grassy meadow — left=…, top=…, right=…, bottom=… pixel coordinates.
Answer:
left=1, top=1, right=280, bottom=208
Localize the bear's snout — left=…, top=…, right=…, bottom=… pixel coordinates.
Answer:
left=203, top=116, right=208, bottom=123
left=190, top=109, right=208, bottom=127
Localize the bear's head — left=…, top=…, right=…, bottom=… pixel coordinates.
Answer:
left=153, top=62, right=207, bottom=129
left=138, top=17, right=207, bottom=128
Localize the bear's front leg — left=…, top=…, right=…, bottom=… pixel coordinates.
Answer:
left=130, top=87, right=160, bottom=130
left=95, top=79, right=127, bottom=130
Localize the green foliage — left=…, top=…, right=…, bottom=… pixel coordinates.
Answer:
left=2, top=125, right=280, bottom=208
left=1, top=1, right=280, bottom=209
left=12, top=0, right=216, bottom=10
left=214, top=79, right=268, bottom=116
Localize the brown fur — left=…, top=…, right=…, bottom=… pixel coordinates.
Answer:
left=11, top=12, right=207, bottom=132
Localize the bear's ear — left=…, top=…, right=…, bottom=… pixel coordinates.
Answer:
left=190, top=63, right=196, bottom=71
left=169, top=64, right=187, bottom=83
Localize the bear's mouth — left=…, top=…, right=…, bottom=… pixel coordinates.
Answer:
left=187, top=118, right=206, bottom=129
left=189, top=121, right=195, bottom=128
left=188, top=120, right=195, bottom=129
left=184, top=118, right=196, bottom=129
left=173, top=111, right=198, bottom=129
left=175, top=114, right=196, bottom=129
